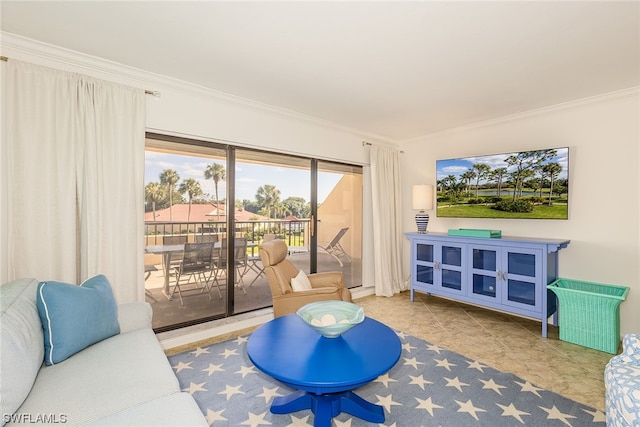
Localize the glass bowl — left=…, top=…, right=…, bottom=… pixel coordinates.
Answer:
left=296, top=301, right=365, bottom=338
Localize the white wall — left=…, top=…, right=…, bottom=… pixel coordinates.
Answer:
left=0, top=33, right=386, bottom=284
left=401, top=89, right=640, bottom=336
left=3, top=33, right=638, bottom=339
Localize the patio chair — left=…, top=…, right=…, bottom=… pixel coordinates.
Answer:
left=195, top=234, right=219, bottom=244
left=259, top=239, right=352, bottom=317
left=171, top=242, right=215, bottom=305
left=211, top=238, right=248, bottom=295
left=318, top=227, right=351, bottom=267
left=163, top=235, right=188, bottom=245
left=242, top=234, right=274, bottom=286
left=144, top=264, right=158, bottom=302
left=161, top=235, right=188, bottom=273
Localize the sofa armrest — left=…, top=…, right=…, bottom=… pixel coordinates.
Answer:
left=308, top=272, right=344, bottom=288
left=117, top=302, right=152, bottom=333
left=610, top=334, right=640, bottom=365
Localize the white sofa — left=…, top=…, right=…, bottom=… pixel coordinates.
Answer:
left=605, top=333, right=640, bottom=427
left=1, top=278, right=208, bottom=427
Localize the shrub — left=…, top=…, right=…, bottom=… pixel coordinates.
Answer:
left=527, top=196, right=545, bottom=204
left=494, top=199, right=534, bottom=213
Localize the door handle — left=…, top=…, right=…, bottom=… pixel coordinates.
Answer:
left=310, top=215, right=315, bottom=237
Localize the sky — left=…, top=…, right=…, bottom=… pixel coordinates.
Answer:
left=436, top=147, right=569, bottom=183
left=145, top=151, right=342, bottom=204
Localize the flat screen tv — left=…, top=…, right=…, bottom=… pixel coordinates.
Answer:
left=436, top=147, right=569, bottom=219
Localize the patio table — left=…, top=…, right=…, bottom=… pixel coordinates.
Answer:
left=145, top=241, right=258, bottom=299
left=145, top=244, right=185, bottom=299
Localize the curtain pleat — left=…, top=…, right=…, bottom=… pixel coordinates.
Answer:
left=7, top=60, right=145, bottom=303
left=369, top=145, right=406, bottom=296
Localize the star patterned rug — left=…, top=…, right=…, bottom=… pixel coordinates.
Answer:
left=168, top=329, right=606, bottom=426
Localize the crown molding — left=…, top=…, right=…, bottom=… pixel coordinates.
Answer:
left=401, top=86, right=640, bottom=145
left=1, top=31, right=398, bottom=146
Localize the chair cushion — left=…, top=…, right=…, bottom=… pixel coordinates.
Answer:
left=0, top=278, right=44, bottom=418
left=37, top=274, right=120, bottom=365
left=291, top=270, right=312, bottom=291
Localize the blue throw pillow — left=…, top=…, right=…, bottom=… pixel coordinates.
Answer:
left=37, top=274, right=120, bottom=365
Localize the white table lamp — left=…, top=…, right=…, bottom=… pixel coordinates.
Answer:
left=412, top=184, right=433, bottom=233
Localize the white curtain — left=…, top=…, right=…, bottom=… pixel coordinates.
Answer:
left=369, top=145, right=406, bottom=296
left=6, top=60, right=146, bottom=303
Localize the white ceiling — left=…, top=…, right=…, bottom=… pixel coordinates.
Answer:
left=1, top=1, right=638, bottom=141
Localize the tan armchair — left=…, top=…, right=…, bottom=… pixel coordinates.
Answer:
left=259, top=239, right=352, bottom=317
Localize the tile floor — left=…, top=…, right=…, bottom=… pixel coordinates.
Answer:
left=165, top=291, right=613, bottom=412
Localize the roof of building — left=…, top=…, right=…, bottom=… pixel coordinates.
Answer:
left=144, top=204, right=268, bottom=222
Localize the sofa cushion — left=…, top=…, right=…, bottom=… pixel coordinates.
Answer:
left=0, top=279, right=45, bottom=420
left=11, top=328, right=181, bottom=426
left=37, top=275, right=120, bottom=365
left=88, top=393, right=208, bottom=426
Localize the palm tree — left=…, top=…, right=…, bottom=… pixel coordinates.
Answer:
left=443, top=175, right=464, bottom=205
left=204, top=163, right=226, bottom=221
left=461, top=170, right=476, bottom=198
left=472, top=164, right=491, bottom=199
left=145, top=182, right=165, bottom=221
left=178, top=178, right=203, bottom=227
left=256, top=184, right=281, bottom=219
left=283, top=196, right=307, bottom=218
left=274, top=201, right=291, bottom=219
left=159, top=169, right=180, bottom=222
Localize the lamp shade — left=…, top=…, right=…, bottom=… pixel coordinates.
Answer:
left=412, top=185, right=433, bottom=211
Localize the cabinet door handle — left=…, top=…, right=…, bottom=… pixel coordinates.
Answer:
left=502, top=271, right=508, bottom=281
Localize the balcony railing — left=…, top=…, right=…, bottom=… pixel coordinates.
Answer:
left=145, top=219, right=311, bottom=255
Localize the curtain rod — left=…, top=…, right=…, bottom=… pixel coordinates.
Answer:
left=362, top=141, right=404, bottom=154
left=1, top=55, right=161, bottom=97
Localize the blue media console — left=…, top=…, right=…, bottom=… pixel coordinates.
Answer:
left=406, top=232, right=570, bottom=337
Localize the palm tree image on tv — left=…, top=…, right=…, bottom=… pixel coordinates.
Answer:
left=436, top=148, right=569, bottom=219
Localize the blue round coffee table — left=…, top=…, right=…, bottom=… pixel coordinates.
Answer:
left=247, top=314, right=401, bottom=427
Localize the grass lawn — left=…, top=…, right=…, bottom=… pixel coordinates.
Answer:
left=437, top=202, right=568, bottom=219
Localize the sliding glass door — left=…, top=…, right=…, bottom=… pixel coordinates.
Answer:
left=232, top=148, right=312, bottom=312
left=315, top=161, right=363, bottom=287
left=144, top=137, right=230, bottom=332
left=144, top=134, right=362, bottom=332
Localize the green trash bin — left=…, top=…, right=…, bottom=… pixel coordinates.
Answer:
left=548, top=278, right=629, bottom=354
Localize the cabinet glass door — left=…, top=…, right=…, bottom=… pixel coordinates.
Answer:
left=440, top=245, right=463, bottom=291
left=415, top=243, right=434, bottom=285
left=470, top=247, right=498, bottom=300
left=502, top=248, right=541, bottom=312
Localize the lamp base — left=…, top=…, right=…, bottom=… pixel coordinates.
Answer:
left=415, top=212, right=430, bottom=234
